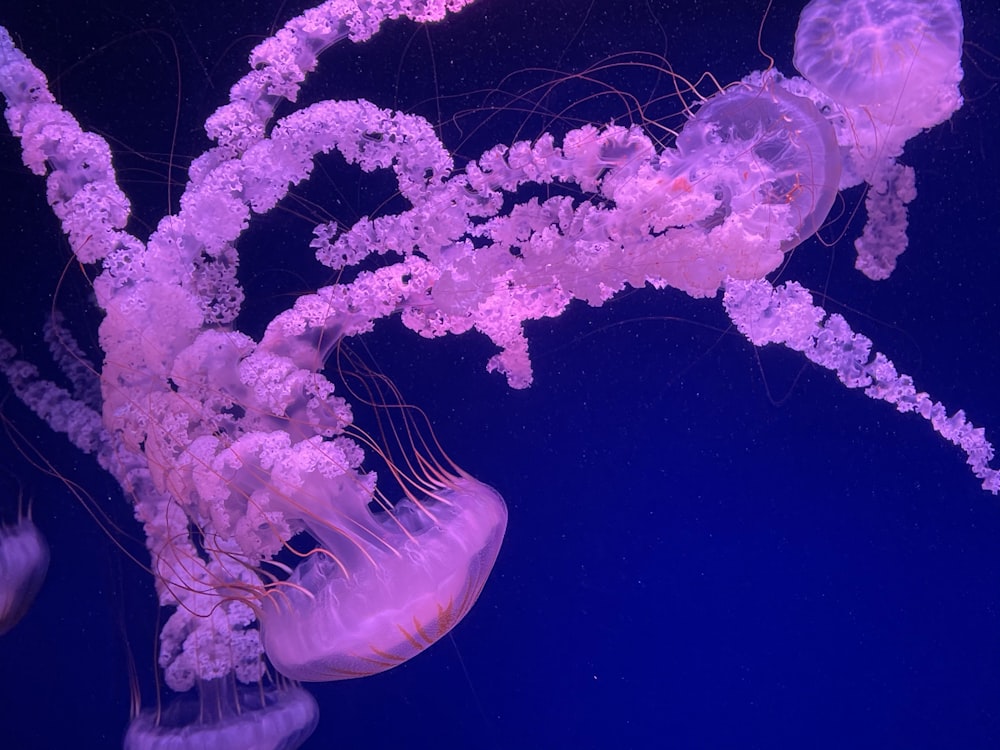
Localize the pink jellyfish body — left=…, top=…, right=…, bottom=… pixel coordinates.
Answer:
left=668, top=83, right=842, bottom=252
left=124, top=680, right=318, bottom=750
left=260, top=476, right=507, bottom=681
left=789, top=0, right=964, bottom=282
left=0, top=516, right=48, bottom=636
left=793, top=0, right=964, bottom=129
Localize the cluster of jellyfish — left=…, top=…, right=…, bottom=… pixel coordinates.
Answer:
left=0, top=0, right=974, bottom=747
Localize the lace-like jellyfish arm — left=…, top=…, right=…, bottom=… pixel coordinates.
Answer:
left=723, top=278, right=1000, bottom=494
left=0, top=0, right=497, bottom=714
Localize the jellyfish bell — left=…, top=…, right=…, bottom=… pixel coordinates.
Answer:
left=667, top=79, right=841, bottom=254
left=259, top=473, right=507, bottom=681
left=0, top=514, right=49, bottom=636
left=793, top=0, right=964, bottom=131
left=124, top=679, right=319, bottom=750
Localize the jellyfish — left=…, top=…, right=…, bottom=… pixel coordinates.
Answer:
left=260, top=474, right=507, bottom=681
left=150, top=322, right=509, bottom=685
left=124, top=680, right=318, bottom=750
left=665, top=82, right=842, bottom=252
left=790, top=0, right=964, bottom=281
left=0, top=515, right=49, bottom=636
left=793, top=0, right=964, bottom=130
left=0, top=0, right=996, bottom=746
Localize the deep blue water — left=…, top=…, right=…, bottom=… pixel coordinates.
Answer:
left=1, top=1, right=998, bottom=748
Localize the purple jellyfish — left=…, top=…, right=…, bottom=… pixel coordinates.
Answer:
left=793, top=0, right=964, bottom=127
left=260, top=475, right=507, bottom=681
left=124, top=680, right=318, bottom=750
left=0, top=515, right=48, bottom=636
left=791, top=0, right=966, bottom=280
left=667, top=82, right=841, bottom=252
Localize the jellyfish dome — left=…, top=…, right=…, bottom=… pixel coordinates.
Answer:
left=0, top=516, right=49, bottom=636
left=260, top=476, right=507, bottom=681
left=669, top=82, right=841, bottom=253
left=124, top=680, right=318, bottom=750
left=793, top=0, right=964, bottom=130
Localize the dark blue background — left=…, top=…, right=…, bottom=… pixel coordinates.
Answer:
left=1, top=1, right=998, bottom=748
